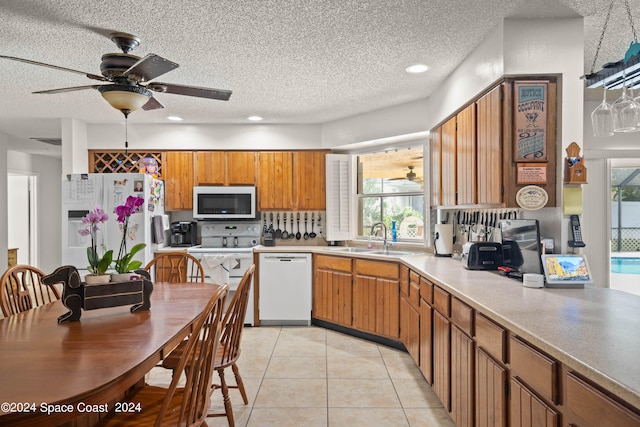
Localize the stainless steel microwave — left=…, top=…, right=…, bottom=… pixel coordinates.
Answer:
left=193, top=186, right=257, bottom=220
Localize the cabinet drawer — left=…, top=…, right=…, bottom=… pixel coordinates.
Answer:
left=409, top=270, right=420, bottom=286
left=451, top=297, right=473, bottom=336
left=420, top=277, right=433, bottom=304
left=314, top=254, right=352, bottom=273
left=433, top=286, right=450, bottom=316
left=566, top=372, right=640, bottom=427
left=509, top=336, right=559, bottom=404
left=475, top=313, right=506, bottom=363
left=355, top=259, right=399, bottom=279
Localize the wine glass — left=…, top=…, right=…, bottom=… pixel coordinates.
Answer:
left=612, top=72, right=640, bottom=133
left=591, top=85, right=614, bottom=137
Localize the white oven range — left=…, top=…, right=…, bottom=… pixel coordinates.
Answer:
left=187, top=222, right=260, bottom=326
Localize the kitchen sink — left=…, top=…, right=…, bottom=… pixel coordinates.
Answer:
left=370, top=250, right=421, bottom=256
left=329, top=247, right=421, bottom=256
left=330, top=247, right=374, bottom=253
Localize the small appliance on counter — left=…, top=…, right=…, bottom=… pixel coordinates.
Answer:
left=461, top=241, right=503, bottom=270
left=434, top=223, right=454, bottom=257
left=170, top=221, right=197, bottom=247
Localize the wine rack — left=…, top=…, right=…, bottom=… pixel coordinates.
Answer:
left=89, top=151, right=164, bottom=178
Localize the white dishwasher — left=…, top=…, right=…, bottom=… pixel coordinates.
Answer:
left=259, top=253, right=312, bottom=326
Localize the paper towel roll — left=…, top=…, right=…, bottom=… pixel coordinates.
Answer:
left=434, top=223, right=454, bottom=256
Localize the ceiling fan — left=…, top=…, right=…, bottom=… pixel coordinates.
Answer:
left=0, top=32, right=232, bottom=117
left=390, top=166, right=423, bottom=182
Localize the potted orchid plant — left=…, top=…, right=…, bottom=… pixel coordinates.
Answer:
left=112, top=195, right=146, bottom=281
left=78, top=206, right=113, bottom=284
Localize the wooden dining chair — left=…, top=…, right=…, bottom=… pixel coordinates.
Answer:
left=0, top=265, right=61, bottom=317
left=162, top=264, right=255, bottom=427
left=144, top=252, right=205, bottom=283
left=97, top=284, right=228, bottom=427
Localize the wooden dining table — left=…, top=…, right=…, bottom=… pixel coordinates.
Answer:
left=0, top=281, right=226, bottom=427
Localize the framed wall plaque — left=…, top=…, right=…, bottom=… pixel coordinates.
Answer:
left=514, top=81, right=548, bottom=161
left=517, top=162, right=547, bottom=185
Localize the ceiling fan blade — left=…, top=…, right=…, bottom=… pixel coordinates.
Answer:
left=147, top=82, right=232, bottom=101
left=33, top=85, right=103, bottom=94
left=0, top=55, right=107, bottom=82
left=142, top=96, right=165, bottom=111
left=123, top=54, right=179, bottom=82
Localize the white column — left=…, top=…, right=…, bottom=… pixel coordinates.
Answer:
left=61, top=118, right=89, bottom=174
left=0, top=133, right=8, bottom=267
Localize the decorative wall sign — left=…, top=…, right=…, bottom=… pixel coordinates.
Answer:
left=516, top=163, right=547, bottom=185
left=515, top=185, right=548, bottom=210
left=514, top=81, right=548, bottom=161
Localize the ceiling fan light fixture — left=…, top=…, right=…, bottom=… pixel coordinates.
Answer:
left=98, top=84, right=151, bottom=115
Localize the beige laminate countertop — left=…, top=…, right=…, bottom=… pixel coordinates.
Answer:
left=253, top=245, right=640, bottom=409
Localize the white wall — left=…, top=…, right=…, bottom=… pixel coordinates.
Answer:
left=1, top=134, right=7, bottom=268
left=86, top=123, right=323, bottom=153
left=7, top=175, right=29, bottom=264
left=7, top=151, right=62, bottom=274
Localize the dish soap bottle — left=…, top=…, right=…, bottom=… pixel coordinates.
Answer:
left=391, top=220, right=397, bottom=242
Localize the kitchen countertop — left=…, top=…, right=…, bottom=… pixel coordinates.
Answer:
left=253, top=244, right=640, bottom=409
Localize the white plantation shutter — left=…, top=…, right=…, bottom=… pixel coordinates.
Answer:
left=325, top=154, right=354, bottom=241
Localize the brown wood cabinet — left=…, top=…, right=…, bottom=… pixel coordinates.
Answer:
left=476, top=347, right=507, bottom=427
left=194, top=151, right=257, bottom=186
left=430, top=127, right=442, bottom=206
left=476, top=85, right=503, bottom=205
left=294, top=151, right=327, bottom=210
left=419, top=275, right=434, bottom=384
left=164, top=151, right=194, bottom=210
left=451, top=324, right=474, bottom=427
left=433, top=308, right=451, bottom=411
left=400, top=270, right=421, bottom=365
left=565, top=371, right=640, bottom=427
left=258, top=151, right=294, bottom=210
left=352, top=259, right=400, bottom=339
left=312, top=254, right=352, bottom=327
left=510, top=376, right=559, bottom=427
left=456, top=103, right=477, bottom=206
left=441, top=117, right=457, bottom=206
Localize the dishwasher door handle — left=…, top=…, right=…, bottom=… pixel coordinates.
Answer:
left=263, top=256, right=307, bottom=262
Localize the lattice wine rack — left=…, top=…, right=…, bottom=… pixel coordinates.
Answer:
left=89, top=151, right=164, bottom=178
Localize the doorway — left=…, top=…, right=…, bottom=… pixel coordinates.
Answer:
left=610, top=162, right=640, bottom=296
left=7, top=173, right=38, bottom=266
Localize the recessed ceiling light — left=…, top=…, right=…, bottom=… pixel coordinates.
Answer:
left=247, top=116, right=263, bottom=121
left=166, top=116, right=184, bottom=121
left=405, top=64, right=429, bottom=74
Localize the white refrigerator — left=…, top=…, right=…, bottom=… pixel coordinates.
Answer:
left=61, top=173, right=166, bottom=276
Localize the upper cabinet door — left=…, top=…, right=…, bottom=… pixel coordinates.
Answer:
left=258, top=152, right=294, bottom=210
left=430, top=127, right=442, bottom=207
left=194, top=152, right=226, bottom=185
left=476, top=85, right=503, bottom=205
left=227, top=151, right=257, bottom=185
left=165, top=151, right=194, bottom=210
left=441, top=116, right=457, bottom=207
left=456, top=103, right=477, bottom=206
left=294, top=151, right=327, bottom=210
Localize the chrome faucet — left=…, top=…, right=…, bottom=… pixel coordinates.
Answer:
left=370, top=222, right=390, bottom=252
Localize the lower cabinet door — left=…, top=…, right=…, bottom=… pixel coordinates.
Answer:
left=419, top=299, right=433, bottom=384
left=433, top=310, right=451, bottom=411
left=451, top=325, right=474, bottom=427
left=475, top=347, right=507, bottom=427
left=510, top=377, right=558, bottom=427
left=400, top=296, right=420, bottom=364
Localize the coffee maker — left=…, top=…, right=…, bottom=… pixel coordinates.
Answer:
left=170, top=221, right=197, bottom=247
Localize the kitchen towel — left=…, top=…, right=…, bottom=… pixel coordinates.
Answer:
left=202, top=255, right=230, bottom=285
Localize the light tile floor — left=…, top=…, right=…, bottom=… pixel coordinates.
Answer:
left=147, top=325, right=455, bottom=427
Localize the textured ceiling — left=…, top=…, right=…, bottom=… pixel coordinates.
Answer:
left=0, top=0, right=638, bottom=157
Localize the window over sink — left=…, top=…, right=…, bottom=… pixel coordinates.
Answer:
left=357, top=146, right=425, bottom=242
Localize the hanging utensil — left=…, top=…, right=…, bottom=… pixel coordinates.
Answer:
left=281, top=212, right=289, bottom=239
left=269, top=212, right=274, bottom=234
left=303, top=212, right=310, bottom=240
left=289, top=214, right=295, bottom=239
left=262, top=213, right=267, bottom=236
left=309, top=212, right=317, bottom=238
left=296, top=213, right=302, bottom=240
left=275, top=212, right=282, bottom=238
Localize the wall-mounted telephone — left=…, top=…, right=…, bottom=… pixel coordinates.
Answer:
left=568, top=214, right=586, bottom=248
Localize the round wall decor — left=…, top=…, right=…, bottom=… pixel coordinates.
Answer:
left=515, top=185, right=548, bottom=210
